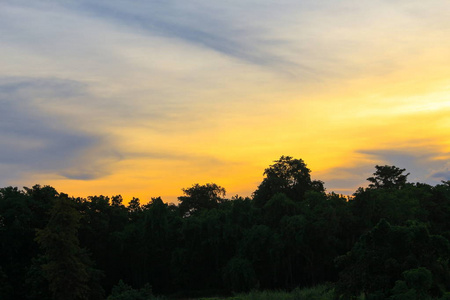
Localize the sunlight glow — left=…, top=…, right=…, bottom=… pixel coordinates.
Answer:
left=1, top=1, right=450, bottom=203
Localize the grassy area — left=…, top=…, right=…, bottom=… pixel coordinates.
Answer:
left=193, top=286, right=450, bottom=300
left=196, top=284, right=335, bottom=300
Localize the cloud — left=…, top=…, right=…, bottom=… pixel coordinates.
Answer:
left=321, top=164, right=375, bottom=194
left=432, top=171, right=450, bottom=181
left=45, top=0, right=449, bottom=84
left=1, top=0, right=449, bottom=201
left=359, top=148, right=450, bottom=184
left=322, top=145, right=450, bottom=194
left=66, top=0, right=307, bottom=74
left=0, top=77, right=121, bottom=184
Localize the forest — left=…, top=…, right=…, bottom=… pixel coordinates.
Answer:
left=1, top=156, right=449, bottom=300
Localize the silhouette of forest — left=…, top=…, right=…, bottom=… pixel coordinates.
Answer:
left=1, top=156, right=450, bottom=299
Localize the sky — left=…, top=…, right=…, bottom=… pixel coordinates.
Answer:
left=1, top=0, right=449, bottom=203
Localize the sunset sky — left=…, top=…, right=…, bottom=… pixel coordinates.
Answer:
left=1, top=0, right=449, bottom=203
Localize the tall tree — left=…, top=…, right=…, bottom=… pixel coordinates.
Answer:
left=178, top=183, right=226, bottom=216
left=367, top=165, right=410, bottom=189
left=0, top=185, right=57, bottom=299
left=36, top=195, right=100, bottom=300
left=253, top=156, right=324, bottom=207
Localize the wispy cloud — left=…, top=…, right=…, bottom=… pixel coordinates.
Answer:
left=66, top=0, right=310, bottom=74
left=0, top=77, right=121, bottom=183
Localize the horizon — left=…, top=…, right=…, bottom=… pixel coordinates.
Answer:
left=2, top=159, right=446, bottom=205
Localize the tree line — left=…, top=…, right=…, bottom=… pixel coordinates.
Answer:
left=1, top=156, right=449, bottom=299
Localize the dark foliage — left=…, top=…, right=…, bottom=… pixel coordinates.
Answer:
left=0, top=157, right=449, bottom=299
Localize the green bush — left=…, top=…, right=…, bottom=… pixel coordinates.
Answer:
left=439, top=293, right=450, bottom=300
left=107, top=280, right=160, bottom=300
left=292, top=284, right=334, bottom=300
left=389, top=268, right=433, bottom=300
left=239, top=290, right=292, bottom=300
left=229, top=285, right=334, bottom=300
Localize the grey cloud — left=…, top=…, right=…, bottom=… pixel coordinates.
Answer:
left=432, top=171, right=450, bottom=181
left=65, top=0, right=313, bottom=75
left=322, top=146, right=449, bottom=194
left=61, top=171, right=102, bottom=181
left=0, top=77, right=121, bottom=183
left=359, top=148, right=449, bottom=184
left=66, top=0, right=450, bottom=81
left=4, top=0, right=450, bottom=84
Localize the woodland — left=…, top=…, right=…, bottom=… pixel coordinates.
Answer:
left=1, top=156, right=449, bottom=300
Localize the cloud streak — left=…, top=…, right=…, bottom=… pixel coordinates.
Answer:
left=69, top=0, right=307, bottom=74
left=0, top=77, right=121, bottom=183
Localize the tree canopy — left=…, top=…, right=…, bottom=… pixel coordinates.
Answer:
left=0, top=157, right=449, bottom=299
left=253, top=156, right=324, bottom=207
left=367, top=165, right=410, bottom=189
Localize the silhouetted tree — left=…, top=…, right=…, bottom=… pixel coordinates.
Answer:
left=253, top=156, right=324, bottom=207
left=0, top=185, right=56, bottom=299
left=239, top=224, right=282, bottom=288
left=223, top=257, right=257, bottom=292
left=36, top=195, right=103, bottom=300
left=2, top=157, right=450, bottom=298
left=336, top=220, right=450, bottom=299
left=367, top=165, right=410, bottom=189
left=178, top=183, right=226, bottom=216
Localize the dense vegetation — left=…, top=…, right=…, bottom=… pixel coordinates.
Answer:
left=1, top=156, right=449, bottom=299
